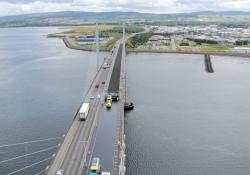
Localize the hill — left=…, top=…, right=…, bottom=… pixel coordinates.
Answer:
left=1, top=11, right=250, bottom=27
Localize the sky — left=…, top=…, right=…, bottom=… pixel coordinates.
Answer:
left=0, top=0, right=250, bottom=16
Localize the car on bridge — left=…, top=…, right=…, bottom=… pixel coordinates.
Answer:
left=107, top=91, right=119, bottom=101
left=89, top=173, right=98, bottom=175
left=55, top=170, right=64, bottom=175
left=97, top=94, right=101, bottom=99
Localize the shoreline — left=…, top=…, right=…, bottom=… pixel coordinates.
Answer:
left=62, top=37, right=110, bottom=52
left=61, top=37, right=250, bottom=58
left=129, top=49, right=250, bottom=57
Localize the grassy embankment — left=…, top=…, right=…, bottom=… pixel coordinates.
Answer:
left=48, top=24, right=144, bottom=50
left=175, top=41, right=235, bottom=52
left=49, top=25, right=240, bottom=53
left=126, top=32, right=237, bottom=53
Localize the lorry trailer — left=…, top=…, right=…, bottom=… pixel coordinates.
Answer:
left=79, top=103, right=90, bottom=121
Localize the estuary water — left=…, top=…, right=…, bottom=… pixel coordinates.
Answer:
left=0, top=27, right=107, bottom=174
left=125, top=53, right=250, bottom=175
left=1, top=27, right=250, bottom=175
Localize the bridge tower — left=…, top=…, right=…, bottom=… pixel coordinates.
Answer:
left=122, top=23, right=134, bottom=111
left=122, top=22, right=126, bottom=102
left=96, top=22, right=100, bottom=72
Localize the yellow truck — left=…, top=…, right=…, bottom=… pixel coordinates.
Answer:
left=90, top=157, right=101, bottom=174
left=105, top=95, right=112, bottom=108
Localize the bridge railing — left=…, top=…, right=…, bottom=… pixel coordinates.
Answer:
left=118, top=135, right=126, bottom=175
left=0, top=136, right=63, bottom=175
left=117, top=36, right=126, bottom=175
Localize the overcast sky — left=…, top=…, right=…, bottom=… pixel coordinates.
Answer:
left=0, top=0, right=250, bottom=16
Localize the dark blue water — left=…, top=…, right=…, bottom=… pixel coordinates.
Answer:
left=0, top=27, right=107, bottom=175
left=125, top=53, right=250, bottom=175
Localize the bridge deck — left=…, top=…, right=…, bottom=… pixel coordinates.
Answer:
left=89, top=43, right=125, bottom=175
left=46, top=40, right=125, bottom=175
left=108, top=44, right=123, bottom=92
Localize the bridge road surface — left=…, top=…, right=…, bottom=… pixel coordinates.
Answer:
left=87, top=43, right=124, bottom=174
left=46, top=40, right=122, bottom=175
left=108, top=44, right=123, bottom=92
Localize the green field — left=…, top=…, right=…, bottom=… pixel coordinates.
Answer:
left=65, top=25, right=118, bottom=34
left=49, top=24, right=145, bottom=50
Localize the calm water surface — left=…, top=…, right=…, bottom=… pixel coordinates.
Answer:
left=125, top=53, right=250, bottom=175
left=0, top=27, right=107, bottom=174
left=1, top=27, right=250, bottom=175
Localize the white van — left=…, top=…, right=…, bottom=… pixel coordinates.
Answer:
left=79, top=103, right=90, bottom=121
left=55, top=170, right=64, bottom=175
left=102, top=62, right=110, bottom=69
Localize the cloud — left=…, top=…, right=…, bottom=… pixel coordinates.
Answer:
left=0, top=1, right=74, bottom=16
left=218, top=0, right=250, bottom=11
left=3, top=0, right=73, bottom=3
left=0, top=0, right=250, bottom=16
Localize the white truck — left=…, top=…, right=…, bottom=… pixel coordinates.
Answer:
left=79, top=103, right=90, bottom=121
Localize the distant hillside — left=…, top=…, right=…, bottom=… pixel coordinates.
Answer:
left=1, top=11, right=250, bottom=27
left=191, top=11, right=250, bottom=16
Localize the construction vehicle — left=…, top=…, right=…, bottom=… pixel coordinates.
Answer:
left=105, top=95, right=112, bottom=108
left=90, top=157, right=101, bottom=174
